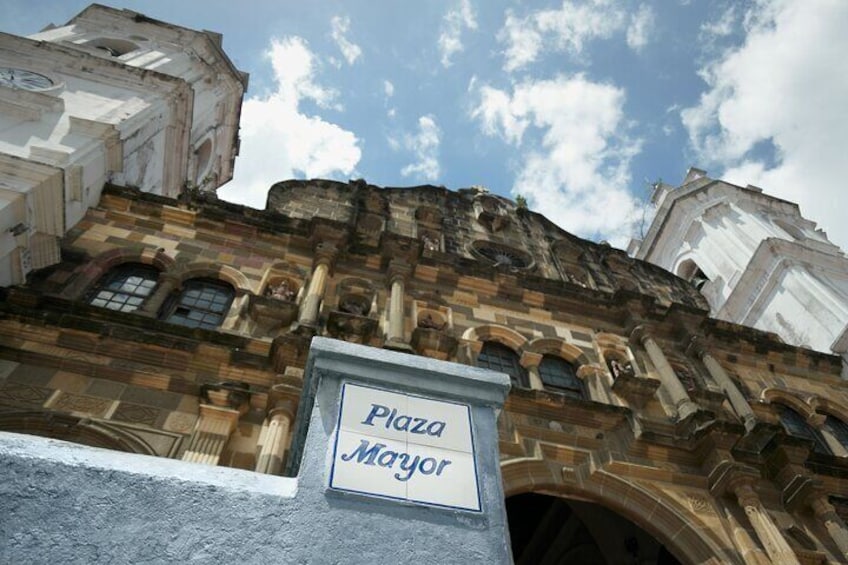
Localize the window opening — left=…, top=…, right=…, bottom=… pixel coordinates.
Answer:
left=88, top=263, right=159, bottom=313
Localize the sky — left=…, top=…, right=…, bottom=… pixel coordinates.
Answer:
left=4, top=0, right=848, bottom=250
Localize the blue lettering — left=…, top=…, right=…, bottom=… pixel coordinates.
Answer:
left=419, top=457, right=437, bottom=475
left=361, top=404, right=389, bottom=426
left=410, top=417, right=427, bottom=434
left=340, top=438, right=454, bottom=482
left=394, top=452, right=421, bottom=482
left=340, top=439, right=384, bottom=465
left=426, top=420, right=446, bottom=437
left=393, top=414, right=411, bottom=431
left=377, top=449, right=399, bottom=467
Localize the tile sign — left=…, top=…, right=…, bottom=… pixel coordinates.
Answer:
left=329, top=382, right=481, bottom=512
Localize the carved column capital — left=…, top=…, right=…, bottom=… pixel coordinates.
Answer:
left=686, top=336, right=707, bottom=360
left=519, top=351, right=543, bottom=370
left=386, top=259, right=412, bottom=286
left=313, top=242, right=338, bottom=268
left=629, top=324, right=649, bottom=346
left=577, top=364, right=604, bottom=381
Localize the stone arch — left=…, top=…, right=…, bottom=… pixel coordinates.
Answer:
left=501, top=458, right=731, bottom=564
left=63, top=247, right=175, bottom=300
left=525, top=337, right=589, bottom=366
left=0, top=411, right=158, bottom=456
left=761, top=388, right=815, bottom=419
left=461, top=324, right=528, bottom=353
left=172, top=262, right=253, bottom=294
left=814, top=396, right=848, bottom=423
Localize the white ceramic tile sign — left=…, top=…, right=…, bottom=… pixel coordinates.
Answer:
left=329, top=382, right=481, bottom=512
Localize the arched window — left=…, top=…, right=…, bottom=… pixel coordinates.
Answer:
left=477, top=341, right=527, bottom=388
left=163, top=278, right=234, bottom=330
left=88, top=263, right=159, bottom=313
left=538, top=355, right=584, bottom=399
left=823, top=415, right=848, bottom=452
left=779, top=406, right=831, bottom=455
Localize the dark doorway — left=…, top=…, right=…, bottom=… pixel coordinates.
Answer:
left=507, top=493, right=682, bottom=564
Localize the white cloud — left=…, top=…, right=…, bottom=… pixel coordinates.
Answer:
left=330, top=15, right=362, bottom=65
left=471, top=75, right=643, bottom=246
left=681, top=0, right=848, bottom=249
left=399, top=115, right=442, bottom=181
left=498, top=0, right=628, bottom=72
left=700, top=5, right=737, bottom=39
left=383, top=80, right=395, bottom=98
left=626, top=4, right=655, bottom=51
left=438, top=0, right=478, bottom=67
left=218, top=37, right=361, bottom=209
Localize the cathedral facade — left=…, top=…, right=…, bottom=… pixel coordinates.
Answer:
left=3, top=5, right=848, bottom=565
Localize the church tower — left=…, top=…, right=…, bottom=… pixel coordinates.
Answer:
left=0, top=5, right=247, bottom=286
left=632, top=167, right=848, bottom=369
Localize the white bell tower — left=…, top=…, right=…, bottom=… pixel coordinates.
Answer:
left=632, top=168, right=848, bottom=373
left=0, top=5, right=247, bottom=286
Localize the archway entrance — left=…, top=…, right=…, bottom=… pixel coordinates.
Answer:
left=507, top=493, right=682, bottom=564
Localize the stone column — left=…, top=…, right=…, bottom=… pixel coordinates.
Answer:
left=631, top=326, right=699, bottom=421
left=689, top=338, right=757, bottom=432
left=810, top=496, right=848, bottom=560
left=180, top=404, right=240, bottom=466
left=138, top=273, right=179, bottom=317
left=384, top=260, right=412, bottom=348
left=519, top=352, right=544, bottom=390
left=730, top=479, right=800, bottom=565
left=254, top=400, right=296, bottom=475
left=297, top=243, right=337, bottom=329
left=723, top=504, right=771, bottom=565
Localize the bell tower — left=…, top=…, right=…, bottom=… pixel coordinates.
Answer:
left=0, top=5, right=247, bottom=286
left=632, top=168, right=848, bottom=371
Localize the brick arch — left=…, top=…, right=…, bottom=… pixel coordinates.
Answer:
left=63, top=247, right=175, bottom=300
left=501, top=458, right=731, bottom=564
left=461, top=324, right=528, bottom=353
left=171, top=262, right=252, bottom=293
left=525, top=337, right=589, bottom=366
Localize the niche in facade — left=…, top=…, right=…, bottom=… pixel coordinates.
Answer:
left=470, top=240, right=532, bottom=271
left=605, top=348, right=660, bottom=407
left=326, top=278, right=378, bottom=343
left=552, top=239, right=593, bottom=289
left=410, top=298, right=456, bottom=360
left=668, top=357, right=725, bottom=414
left=248, top=270, right=303, bottom=337
left=356, top=213, right=385, bottom=248
left=415, top=206, right=444, bottom=253
left=474, top=195, right=510, bottom=232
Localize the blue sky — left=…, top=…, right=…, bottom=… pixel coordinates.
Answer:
left=5, top=1, right=848, bottom=249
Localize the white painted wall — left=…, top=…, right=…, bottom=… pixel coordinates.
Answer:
left=637, top=171, right=848, bottom=360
